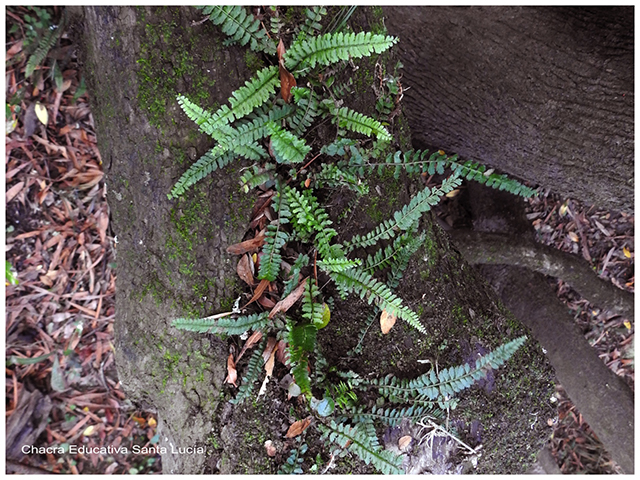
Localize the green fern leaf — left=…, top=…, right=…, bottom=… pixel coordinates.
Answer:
left=332, top=106, right=392, bottom=142
left=319, top=421, right=404, bottom=475
left=168, top=147, right=235, bottom=199
left=285, top=31, right=397, bottom=72
left=266, top=122, right=311, bottom=164
left=326, top=267, right=426, bottom=334
left=232, top=338, right=267, bottom=404
left=346, top=175, right=462, bottom=252
left=198, top=5, right=275, bottom=55
left=25, top=26, right=61, bottom=78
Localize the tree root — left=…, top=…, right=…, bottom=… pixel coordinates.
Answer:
left=479, top=265, right=634, bottom=474
left=449, top=230, right=633, bottom=320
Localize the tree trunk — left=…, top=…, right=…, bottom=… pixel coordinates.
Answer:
left=384, top=6, right=633, bottom=213
left=81, top=6, right=558, bottom=474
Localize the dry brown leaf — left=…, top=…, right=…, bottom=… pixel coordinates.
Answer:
left=275, top=340, right=290, bottom=366
left=225, top=353, right=238, bottom=387
left=568, top=231, right=579, bottom=243
left=6, top=181, right=25, bottom=204
left=236, top=330, right=263, bottom=363
left=277, top=38, right=296, bottom=103
left=380, top=309, right=397, bottom=334
left=244, top=278, right=270, bottom=308
left=262, top=337, right=278, bottom=364
left=398, top=435, right=412, bottom=451
left=226, top=235, right=265, bottom=255
left=236, top=254, right=255, bottom=286
left=269, top=277, right=308, bottom=319
left=258, top=348, right=276, bottom=397
left=285, top=417, right=312, bottom=438
left=97, top=209, right=109, bottom=244
left=258, top=294, right=276, bottom=309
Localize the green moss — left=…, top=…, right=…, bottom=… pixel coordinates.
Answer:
left=243, top=50, right=265, bottom=73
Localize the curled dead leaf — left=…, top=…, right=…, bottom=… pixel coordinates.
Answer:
left=236, top=330, right=263, bottom=363
left=269, top=277, right=308, bottom=319
left=226, top=235, right=265, bottom=255
left=285, top=417, right=312, bottom=438
left=277, top=39, right=296, bottom=103
left=237, top=254, right=255, bottom=286
left=380, top=309, right=397, bottom=334
left=225, top=353, right=238, bottom=387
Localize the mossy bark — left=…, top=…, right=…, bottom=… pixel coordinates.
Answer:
left=81, top=6, right=557, bottom=474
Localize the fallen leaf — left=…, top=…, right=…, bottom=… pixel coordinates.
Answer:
left=226, top=235, right=265, bottom=255
left=277, top=39, right=296, bottom=103
left=6, top=181, right=24, bottom=204
left=559, top=203, right=570, bottom=217
left=568, top=231, right=579, bottom=243
left=237, top=254, right=255, bottom=286
left=380, top=309, right=397, bottom=334
left=623, top=320, right=631, bottom=330
left=398, top=435, right=412, bottom=451
left=236, top=330, right=263, bottom=363
left=35, top=101, right=49, bottom=125
left=623, top=246, right=632, bottom=258
left=275, top=340, right=290, bottom=366
left=258, top=348, right=276, bottom=397
left=244, top=278, right=270, bottom=308
left=269, top=277, right=308, bottom=318
left=258, top=294, right=276, bottom=309
left=304, top=178, right=311, bottom=188
left=317, top=303, right=331, bottom=329
left=264, top=440, right=277, bottom=457
left=262, top=337, right=278, bottom=364
left=225, top=353, right=238, bottom=387
left=148, top=417, right=157, bottom=427
left=285, top=417, right=312, bottom=438
left=83, top=425, right=97, bottom=436
left=445, top=188, right=460, bottom=198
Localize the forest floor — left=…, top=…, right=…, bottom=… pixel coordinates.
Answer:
left=5, top=6, right=634, bottom=475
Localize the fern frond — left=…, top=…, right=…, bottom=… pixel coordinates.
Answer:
left=258, top=223, right=289, bottom=281
left=372, top=336, right=528, bottom=404
left=288, top=322, right=318, bottom=394
left=301, top=279, right=325, bottom=329
left=231, top=338, right=267, bottom=404
left=239, top=164, right=276, bottom=193
left=331, top=106, right=392, bottom=142
left=282, top=253, right=310, bottom=298
left=171, top=312, right=269, bottom=335
left=346, top=175, right=462, bottom=252
left=376, top=150, right=537, bottom=197
left=284, top=187, right=335, bottom=242
left=25, top=26, right=61, bottom=78
left=289, top=87, right=321, bottom=137
left=319, top=421, right=404, bottom=475
left=298, top=6, right=327, bottom=39
left=326, top=267, right=426, bottom=334
left=168, top=147, right=235, bottom=199
left=198, top=5, right=276, bottom=55
left=266, top=122, right=311, bottom=164
left=285, top=31, right=397, bottom=72
left=317, top=257, right=362, bottom=273
left=205, top=66, right=279, bottom=130
left=349, top=404, right=442, bottom=426
left=314, top=163, right=369, bottom=195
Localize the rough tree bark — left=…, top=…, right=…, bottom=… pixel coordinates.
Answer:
left=384, top=6, right=634, bottom=213
left=81, top=6, right=561, bottom=474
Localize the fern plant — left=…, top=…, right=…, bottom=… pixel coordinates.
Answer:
left=169, top=6, right=537, bottom=474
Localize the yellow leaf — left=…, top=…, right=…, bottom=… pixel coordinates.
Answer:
left=559, top=203, right=569, bottom=217
left=438, top=149, right=445, bottom=155
left=317, top=303, right=331, bottom=329
left=148, top=417, right=157, bottom=427
left=445, top=188, right=460, bottom=198
left=380, top=309, right=397, bottom=334
left=568, top=231, right=579, bottom=243
left=83, top=425, right=96, bottom=436
left=623, top=320, right=631, bottom=331
left=398, top=435, right=412, bottom=451
left=623, top=247, right=631, bottom=258
left=35, top=102, right=48, bottom=125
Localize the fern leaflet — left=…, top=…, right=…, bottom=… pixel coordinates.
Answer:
left=171, top=312, right=269, bottom=335
left=231, top=338, right=267, bottom=404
